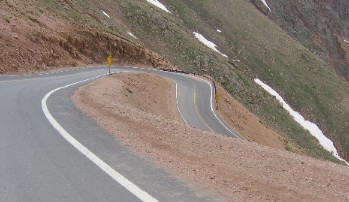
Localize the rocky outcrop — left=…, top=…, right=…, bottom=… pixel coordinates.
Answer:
left=251, top=0, right=349, bottom=80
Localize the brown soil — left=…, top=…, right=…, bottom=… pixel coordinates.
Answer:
left=74, top=73, right=349, bottom=202
left=0, top=0, right=171, bottom=74
left=216, top=84, right=302, bottom=152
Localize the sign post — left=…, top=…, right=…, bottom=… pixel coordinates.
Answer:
left=215, top=95, right=220, bottom=110
left=107, top=55, right=113, bottom=75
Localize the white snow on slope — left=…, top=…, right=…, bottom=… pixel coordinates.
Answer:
left=101, top=10, right=110, bottom=18
left=344, top=39, right=349, bottom=43
left=255, top=78, right=349, bottom=165
left=146, top=0, right=171, bottom=13
left=127, top=32, right=137, bottom=39
left=260, top=0, right=271, bottom=12
left=193, top=32, right=228, bottom=58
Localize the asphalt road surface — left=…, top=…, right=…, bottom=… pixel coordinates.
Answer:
left=0, top=66, right=237, bottom=201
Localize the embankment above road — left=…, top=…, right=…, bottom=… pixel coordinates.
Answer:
left=73, top=73, right=349, bottom=201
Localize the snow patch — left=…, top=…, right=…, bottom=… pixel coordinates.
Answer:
left=217, top=29, right=222, bottom=33
left=254, top=78, right=349, bottom=165
left=260, top=0, right=271, bottom=12
left=127, top=32, right=137, bottom=39
left=344, top=39, right=349, bottom=43
left=146, top=0, right=171, bottom=13
left=193, top=32, right=228, bottom=58
left=101, top=10, right=110, bottom=18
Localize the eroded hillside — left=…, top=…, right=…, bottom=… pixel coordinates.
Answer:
left=0, top=0, right=171, bottom=73
left=1, top=0, right=349, bottom=163
left=252, top=0, right=349, bottom=81
left=73, top=73, right=349, bottom=201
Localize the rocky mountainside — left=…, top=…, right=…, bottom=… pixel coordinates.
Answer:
left=1, top=0, right=349, bottom=163
left=252, top=0, right=349, bottom=80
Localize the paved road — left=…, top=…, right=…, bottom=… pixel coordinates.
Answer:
left=0, top=66, right=236, bottom=201
left=156, top=71, right=237, bottom=138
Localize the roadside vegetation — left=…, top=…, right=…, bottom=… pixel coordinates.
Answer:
left=15, top=0, right=349, bottom=163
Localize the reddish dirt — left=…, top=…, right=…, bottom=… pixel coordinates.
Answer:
left=74, top=73, right=349, bottom=202
left=216, top=84, right=302, bottom=152
left=0, top=0, right=171, bottom=74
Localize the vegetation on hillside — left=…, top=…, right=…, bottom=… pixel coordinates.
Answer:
left=13, top=0, right=349, bottom=163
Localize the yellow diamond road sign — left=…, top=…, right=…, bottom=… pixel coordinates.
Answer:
left=107, top=55, right=113, bottom=67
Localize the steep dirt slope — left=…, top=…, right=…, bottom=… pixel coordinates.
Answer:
left=130, top=0, right=349, bottom=162
left=0, top=0, right=170, bottom=73
left=0, top=0, right=292, bottom=154
left=1, top=0, right=349, bottom=163
left=74, top=73, right=349, bottom=202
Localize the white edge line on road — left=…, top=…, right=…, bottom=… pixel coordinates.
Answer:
left=189, top=75, right=238, bottom=138
left=127, top=67, right=239, bottom=138
left=206, top=80, right=239, bottom=138
left=175, top=82, right=189, bottom=125
left=174, top=72, right=238, bottom=138
left=41, top=74, right=158, bottom=202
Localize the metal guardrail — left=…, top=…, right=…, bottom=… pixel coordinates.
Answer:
left=203, top=75, right=219, bottom=110
left=160, top=67, right=241, bottom=139
left=159, top=68, right=191, bottom=75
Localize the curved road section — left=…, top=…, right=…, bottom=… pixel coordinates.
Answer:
left=0, top=66, right=236, bottom=201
